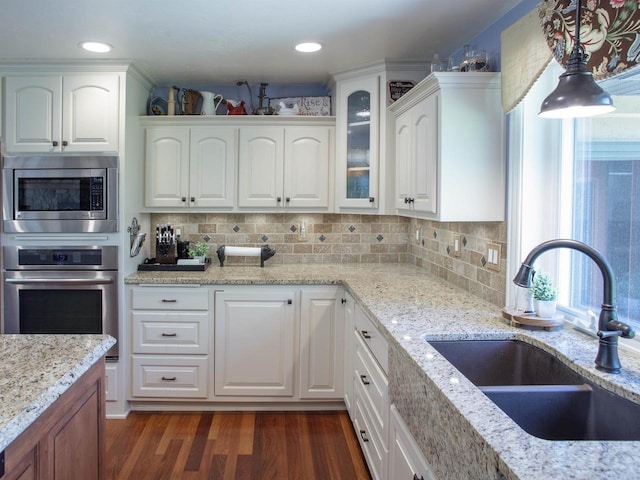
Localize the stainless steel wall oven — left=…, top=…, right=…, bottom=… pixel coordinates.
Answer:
left=2, top=155, right=118, bottom=233
left=3, top=246, right=119, bottom=359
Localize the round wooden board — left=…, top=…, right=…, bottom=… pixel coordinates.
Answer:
left=502, top=307, right=564, bottom=331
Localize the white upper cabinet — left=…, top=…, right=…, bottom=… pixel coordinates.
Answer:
left=335, top=75, right=380, bottom=210
left=390, top=72, right=505, bottom=221
left=145, top=126, right=237, bottom=208
left=4, top=74, right=119, bottom=153
left=238, top=125, right=332, bottom=210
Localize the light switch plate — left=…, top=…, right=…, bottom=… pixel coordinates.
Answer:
left=452, top=234, right=461, bottom=257
left=487, top=243, right=501, bottom=271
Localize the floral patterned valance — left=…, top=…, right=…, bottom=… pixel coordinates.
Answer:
left=538, top=0, right=640, bottom=80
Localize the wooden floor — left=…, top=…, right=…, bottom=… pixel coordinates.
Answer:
left=106, top=411, right=371, bottom=480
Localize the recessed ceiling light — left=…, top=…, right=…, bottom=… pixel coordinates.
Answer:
left=79, top=41, right=112, bottom=53
left=294, top=42, right=322, bottom=53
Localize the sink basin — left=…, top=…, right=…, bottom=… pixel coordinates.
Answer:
left=427, top=339, right=640, bottom=440
left=428, top=339, right=583, bottom=386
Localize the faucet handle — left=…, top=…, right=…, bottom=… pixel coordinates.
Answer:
left=598, top=320, right=636, bottom=339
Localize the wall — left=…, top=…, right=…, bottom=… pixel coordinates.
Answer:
left=149, top=213, right=507, bottom=307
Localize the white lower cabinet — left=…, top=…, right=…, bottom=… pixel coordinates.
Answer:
left=214, top=288, right=297, bottom=397
left=343, top=291, right=356, bottom=416
left=299, top=287, right=344, bottom=399
left=130, top=285, right=212, bottom=399
left=389, top=405, right=437, bottom=480
left=351, top=303, right=389, bottom=480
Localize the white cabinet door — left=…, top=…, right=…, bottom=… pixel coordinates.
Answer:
left=394, top=94, right=437, bottom=215
left=299, top=287, right=344, bottom=399
left=62, top=74, right=119, bottom=152
left=412, top=94, right=438, bottom=215
left=343, top=291, right=356, bottom=418
left=5, top=74, right=119, bottom=153
left=214, top=290, right=296, bottom=396
left=5, top=75, right=62, bottom=152
left=189, top=126, right=237, bottom=208
left=389, top=405, right=437, bottom=480
left=335, top=74, right=380, bottom=210
left=394, top=109, right=412, bottom=210
left=238, top=127, right=284, bottom=208
left=145, top=127, right=190, bottom=207
left=284, top=127, right=331, bottom=209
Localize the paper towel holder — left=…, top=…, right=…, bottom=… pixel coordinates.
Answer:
left=216, top=245, right=276, bottom=267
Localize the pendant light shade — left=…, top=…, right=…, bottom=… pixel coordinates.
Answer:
left=539, top=0, right=615, bottom=118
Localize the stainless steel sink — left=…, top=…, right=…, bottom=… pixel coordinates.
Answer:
left=427, top=339, right=640, bottom=441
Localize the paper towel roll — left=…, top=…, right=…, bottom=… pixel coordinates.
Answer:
left=223, top=246, right=262, bottom=256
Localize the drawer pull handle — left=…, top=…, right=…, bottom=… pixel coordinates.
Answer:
left=359, top=430, right=369, bottom=442
left=360, top=374, right=370, bottom=385
left=161, top=333, right=177, bottom=337
left=361, top=330, right=371, bottom=339
left=161, top=299, right=178, bottom=303
left=161, top=376, right=177, bottom=381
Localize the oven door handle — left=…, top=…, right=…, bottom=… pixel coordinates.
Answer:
left=5, top=277, right=115, bottom=285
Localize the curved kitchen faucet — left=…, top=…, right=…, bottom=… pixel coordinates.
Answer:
left=513, top=239, right=635, bottom=373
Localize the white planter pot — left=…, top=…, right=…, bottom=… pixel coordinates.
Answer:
left=535, top=299, right=557, bottom=319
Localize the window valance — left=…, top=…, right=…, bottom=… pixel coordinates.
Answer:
left=538, top=0, right=640, bottom=80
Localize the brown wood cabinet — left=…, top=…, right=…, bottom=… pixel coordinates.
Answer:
left=2, top=359, right=105, bottom=480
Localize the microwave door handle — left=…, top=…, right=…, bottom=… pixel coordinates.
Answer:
left=5, top=277, right=116, bottom=285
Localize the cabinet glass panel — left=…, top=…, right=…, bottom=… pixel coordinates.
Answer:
left=347, top=90, right=371, bottom=199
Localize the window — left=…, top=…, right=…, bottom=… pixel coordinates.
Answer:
left=507, top=61, right=640, bottom=338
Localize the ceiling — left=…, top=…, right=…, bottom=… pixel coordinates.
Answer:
left=1, top=0, right=522, bottom=86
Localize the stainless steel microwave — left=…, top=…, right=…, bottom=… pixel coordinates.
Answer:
left=2, top=155, right=118, bottom=233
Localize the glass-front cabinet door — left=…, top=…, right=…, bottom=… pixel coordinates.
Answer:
left=336, top=75, right=379, bottom=209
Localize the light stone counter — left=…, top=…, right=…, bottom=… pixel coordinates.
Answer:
left=126, top=263, right=640, bottom=479
left=0, top=334, right=116, bottom=452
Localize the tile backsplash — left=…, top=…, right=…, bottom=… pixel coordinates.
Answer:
left=149, top=213, right=506, bottom=307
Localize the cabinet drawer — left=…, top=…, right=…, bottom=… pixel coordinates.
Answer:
left=354, top=393, right=387, bottom=480
left=131, top=356, right=208, bottom=398
left=131, top=286, right=209, bottom=310
left=355, top=304, right=389, bottom=373
left=354, top=332, right=389, bottom=439
left=132, top=311, right=209, bottom=354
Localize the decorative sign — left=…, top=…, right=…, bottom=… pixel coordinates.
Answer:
left=269, top=96, right=331, bottom=116
left=388, top=81, right=416, bottom=104
left=538, top=0, right=640, bottom=80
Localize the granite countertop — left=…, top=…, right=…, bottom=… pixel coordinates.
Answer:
left=0, top=334, right=116, bottom=452
left=127, top=263, right=640, bottom=479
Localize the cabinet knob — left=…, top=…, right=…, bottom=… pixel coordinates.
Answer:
left=62, top=140, right=68, bottom=147
left=181, top=197, right=186, bottom=202
left=359, top=430, right=369, bottom=442
left=409, top=197, right=415, bottom=204
left=277, top=197, right=282, bottom=203
left=52, top=140, right=59, bottom=147
left=369, top=197, right=375, bottom=203
left=285, top=197, right=290, bottom=203
left=287, top=299, right=293, bottom=305
left=404, top=197, right=409, bottom=204
left=361, top=330, right=371, bottom=339
left=413, top=475, right=425, bottom=480
left=360, top=374, right=370, bottom=385
left=190, top=197, right=195, bottom=203
left=341, top=298, right=347, bottom=304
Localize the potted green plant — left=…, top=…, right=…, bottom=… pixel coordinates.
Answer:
left=532, top=272, right=558, bottom=318
left=188, top=242, right=209, bottom=263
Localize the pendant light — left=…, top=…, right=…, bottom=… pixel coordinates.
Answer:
left=539, top=0, right=615, bottom=118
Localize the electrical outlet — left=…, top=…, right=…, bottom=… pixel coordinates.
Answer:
left=486, top=243, right=501, bottom=271
left=452, top=234, right=461, bottom=257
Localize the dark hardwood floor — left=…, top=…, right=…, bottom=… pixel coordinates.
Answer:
left=106, top=411, right=371, bottom=480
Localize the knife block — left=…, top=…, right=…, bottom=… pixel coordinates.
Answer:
left=156, top=242, right=176, bottom=264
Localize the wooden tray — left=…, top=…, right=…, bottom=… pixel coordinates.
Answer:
left=502, top=307, right=564, bottom=331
